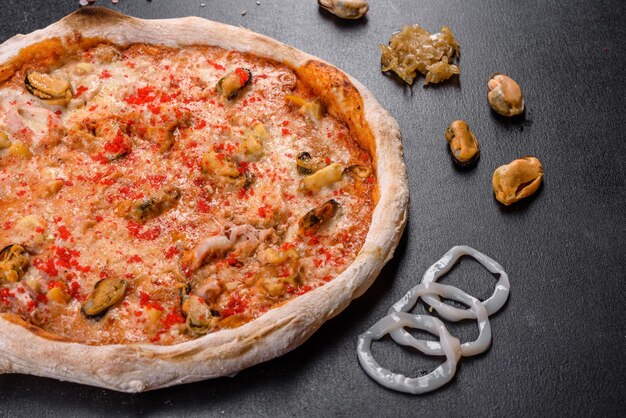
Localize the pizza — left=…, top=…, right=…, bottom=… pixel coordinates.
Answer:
left=0, top=7, right=408, bottom=392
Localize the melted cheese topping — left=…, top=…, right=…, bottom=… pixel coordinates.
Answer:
left=0, top=44, right=374, bottom=345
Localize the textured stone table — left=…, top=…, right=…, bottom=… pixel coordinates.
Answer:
left=1, top=0, right=624, bottom=416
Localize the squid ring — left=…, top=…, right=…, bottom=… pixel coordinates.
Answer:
left=357, top=311, right=461, bottom=394
left=420, top=245, right=510, bottom=321
left=389, top=282, right=491, bottom=357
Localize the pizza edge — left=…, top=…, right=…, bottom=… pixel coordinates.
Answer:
left=0, top=7, right=409, bottom=392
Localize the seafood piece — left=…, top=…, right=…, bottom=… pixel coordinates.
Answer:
left=42, top=179, right=65, bottom=197
left=97, top=120, right=133, bottom=161
left=302, top=162, right=343, bottom=191
left=492, top=156, right=543, bottom=205
left=380, top=25, right=460, bottom=85
left=182, top=293, right=217, bottom=335
left=262, top=247, right=300, bottom=266
left=296, top=152, right=326, bottom=175
left=145, top=122, right=178, bottom=153
left=358, top=311, right=461, bottom=395
left=258, top=247, right=301, bottom=297
left=243, top=171, right=255, bottom=189
left=234, top=123, right=267, bottom=162
left=81, top=278, right=127, bottom=317
left=487, top=73, right=524, bottom=116
left=318, top=0, right=369, bottom=19
left=445, top=120, right=480, bottom=167
left=118, top=186, right=182, bottom=222
left=285, top=95, right=325, bottom=122
left=299, top=199, right=339, bottom=235
left=197, top=280, right=223, bottom=303
left=7, top=142, right=32, bottom=159
left=425, top=57, right=461, bottom=85
left=344, top=164, right=372, bottom=179
left=216, top=68, right=252, bottom=99
left=25, top=72, right=73, bottom=106
left=0, top=244, right=29, bottom=283
left=201, top=151, right=240, bottom=178
left=182, top=235, right=233, bottom=272
left=46, top=283, right=70, bottom=304
left=182, top=225, right=262, bottom=272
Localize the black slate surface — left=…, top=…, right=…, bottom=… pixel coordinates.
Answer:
left=1, top=0, right=625, bottom=416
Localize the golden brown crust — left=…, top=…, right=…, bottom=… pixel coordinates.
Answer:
left=0, top=7, right=408, bottom=392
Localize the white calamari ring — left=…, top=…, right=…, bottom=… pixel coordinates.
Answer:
left=357, top=311, right=462, bottom=395
left=421, top=245, right=510, bottom=321
left=389, top=282, right=491, bottom=357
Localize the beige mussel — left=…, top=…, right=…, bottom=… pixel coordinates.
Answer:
left=299, top=199, right=339, bottom=235
left=117, top=186, right=182, bottom=222
left=492, top=156, right=543, bottom=205
left=216, top=68, right=252, bottom=100
left=0, top=244, right=29, bottom=283
left=445, top=120, right=480, bottom=167
left=296, top=152, right=326, bottom=175
left=319, top=0, right=369, bottom=19
left=25, top=72, right=73, bottom=106
left=182, top=293, right=217, bottom=335
left=487, top=73, right=524, bottom=116
left=82, top=278, right=127, bottom=317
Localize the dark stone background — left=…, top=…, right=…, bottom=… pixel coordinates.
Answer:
left=0, top=1, right=624, bottom=416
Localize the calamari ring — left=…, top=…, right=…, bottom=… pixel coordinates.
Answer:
left=356, top=311, right=461, bottom=394
left=421, top=245, right=510, bottom=321
left=388, top=282, right=491, bottom=357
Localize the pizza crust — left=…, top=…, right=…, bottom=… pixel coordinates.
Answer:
left=0, top=7, right=408, bottom=392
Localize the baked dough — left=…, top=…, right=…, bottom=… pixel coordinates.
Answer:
left=0, top=7, right=408, bottom=392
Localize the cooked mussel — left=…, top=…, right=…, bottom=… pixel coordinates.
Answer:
left=487, top=73, right=524, bottom=117
left=318, top=0, right=369, bottom=19
left=0, top=244, right=29, bottom=283
left=344, top=164, right=372, bottom=179
left=182, top=293, right=217, bottom=335
left=299, top=199, right=340, bottom=235
left=296, top=152, right=326, bottom=175
left=492, top=156, right=543, bottom=205
left=25, top=72, right=73, bottom=106
left=81, top=278, right=127, bottom=317
left=445, top=120, right=480, bottom=167
left=243, top=171, right=255, bottom=189
left=216, top=68, right=252, bottom=100
left=119, top=186, right=182, bottom=222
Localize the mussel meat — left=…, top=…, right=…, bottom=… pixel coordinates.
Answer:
left=216, top=68, right=252, bottom=100
left=492, top=156, right=543, bottom=205
left=445, top=120, right=480, bottom=167
left=299, top=199, right=339, bottom=235
left=25, top=72, right=73, bottom=106
left=82, top=278, right=127, bottom=317
left=0, top=244, right=29, bottom=283
left=318, top=0, right=369, bottom=19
